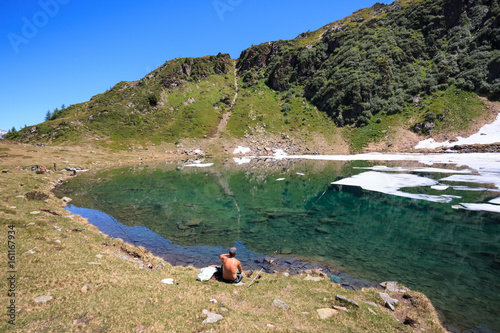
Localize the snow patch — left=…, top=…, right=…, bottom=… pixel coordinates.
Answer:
left=273, top=149, right=288, bottom=158
left=354, top=165, right=472, bottom=174
left=233, top=157, right=252, bottom=165
left=431, top=185, right=449, bottom=190
left=332, top=171, right=453, bottom=203
left=415, top=112, right=500, bottom=149
left=439, top=174, right=500, bottom=189
left=183, top=163, right=214, bottom=168
left=453, top=203, right=500, bottom=213
left=233, top=146, right=251, bottom=154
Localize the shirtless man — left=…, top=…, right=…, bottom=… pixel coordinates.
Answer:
left=219, top=247, right=248, bottom=283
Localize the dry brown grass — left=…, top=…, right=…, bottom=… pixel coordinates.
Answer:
left=0, top=141, right=445, bottom=332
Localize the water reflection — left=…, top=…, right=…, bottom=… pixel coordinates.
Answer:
left=54, top=158, right=500, bottom=331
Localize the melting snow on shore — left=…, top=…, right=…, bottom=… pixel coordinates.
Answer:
left=227, top=108, right=500, bottom=213
left=415, top=112, right=500, bottom=149
left=183, top=162, right=214, bottom=168
left=233, top=146, right=251, bottom=154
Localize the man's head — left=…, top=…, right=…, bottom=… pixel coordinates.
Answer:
left=229, top=247, right=237, bottom=258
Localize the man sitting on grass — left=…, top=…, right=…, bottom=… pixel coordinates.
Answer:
left=219, top=247, right=252, bottom=283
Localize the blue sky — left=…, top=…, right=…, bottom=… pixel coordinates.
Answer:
left=0, top=0, right=390, bottom=131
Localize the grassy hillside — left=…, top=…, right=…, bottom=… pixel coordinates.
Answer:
left=7, top=54, right=236, bottom=149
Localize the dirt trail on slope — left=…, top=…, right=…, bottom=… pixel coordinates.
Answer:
left=211, top=60, right=238, bottom=140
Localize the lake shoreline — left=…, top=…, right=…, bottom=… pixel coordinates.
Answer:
left=63, top=203, right=381, bottom=291
left=55, top=155, right=500, bottom=332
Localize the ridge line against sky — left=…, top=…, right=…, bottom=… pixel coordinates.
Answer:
left=0, top=0, right=390, bottom=131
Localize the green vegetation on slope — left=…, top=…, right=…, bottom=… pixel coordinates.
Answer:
left=228, top=79, right=337, bottom=139
left=344, top=85, right=488, bottom=151
left=7, top=54, right=236, bottom=148
left=237, top=0, right=500, bottom=129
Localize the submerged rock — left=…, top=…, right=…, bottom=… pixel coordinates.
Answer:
left=185, top=218, right=203, bottom=227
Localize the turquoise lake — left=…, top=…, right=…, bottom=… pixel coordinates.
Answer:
left=54, top=157, right=500, bottom=332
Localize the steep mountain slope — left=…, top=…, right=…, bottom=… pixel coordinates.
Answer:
left=237, top=0, right=500, bottom=125
left=6, top=0, right=500, bottom=151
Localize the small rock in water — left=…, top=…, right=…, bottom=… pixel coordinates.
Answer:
left=462, top=322, right=495, bottom=333
left=329, top=275, right=341, bottom=283
left=35, top=296, right=53, bottom=303
left=273, top=298, right=290, bottom=310
left=202, top=309, right=223, bottom=324
left=315, top=226, right=329, bottom=234
left=185, top=218, right=203, bottom=227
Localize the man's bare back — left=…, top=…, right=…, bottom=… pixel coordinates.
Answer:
left=219, top=247, right=246, bottom=282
